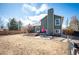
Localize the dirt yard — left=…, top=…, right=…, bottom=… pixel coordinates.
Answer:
left=0, top=34, right=69, bottom=55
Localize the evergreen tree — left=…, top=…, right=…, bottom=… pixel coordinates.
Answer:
left=8, top=18, right=18, bottom=30
left=18, top=20, right=22, bottom=30
left=0, top=17, right=4, bottom=29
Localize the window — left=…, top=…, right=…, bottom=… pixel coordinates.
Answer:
left=56, top=20, right=59, bottom=24
left=56, top=30, right=58, bottom=33
left=55, top=19, right=60, bottom=26
left=55, top=29, right=60, bottom=34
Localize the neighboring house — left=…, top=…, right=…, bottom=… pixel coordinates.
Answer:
left=34, top=26, right=41, bottom=33
left=41, top=8, right=64, bottom=36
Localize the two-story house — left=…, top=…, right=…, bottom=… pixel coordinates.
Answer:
left=41, top=8, right=64, bottom=36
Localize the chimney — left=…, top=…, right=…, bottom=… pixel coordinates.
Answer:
left=48, top=8, right=54, bottom=15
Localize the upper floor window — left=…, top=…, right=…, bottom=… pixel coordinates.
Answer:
left=55, top=19, right=60, bottom=26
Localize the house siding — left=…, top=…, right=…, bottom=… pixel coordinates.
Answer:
left=54, top=15, right=62, bottom=29
left=47, top=8, right=54, bottom=35
left=54, top=15, right=64, bottom=35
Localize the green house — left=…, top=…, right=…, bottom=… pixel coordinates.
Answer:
left=41, top=8, right=64, bottom=35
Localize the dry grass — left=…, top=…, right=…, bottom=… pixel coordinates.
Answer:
left=0, top=30, right=25, bottom=35
left=0, top=34, right=69, bottom=55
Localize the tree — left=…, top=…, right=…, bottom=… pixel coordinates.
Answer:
left=8, top=18, right=18, bottom=30
left=8, top=18, right=23, bottom=30
left=0, top=17, right=4, bottom=29
left=64, top=18, right=74, bottom=40
left=26, top=24, right=34, bottom=33
left=18, top=20, right=22, bottom=30
left=64, top=28, right=74, bottom=39
left=64, top=28, right=74, bottom=35
left=69, top=16, right=79, bottom=31
left=1, top=26, right=4, bottom=29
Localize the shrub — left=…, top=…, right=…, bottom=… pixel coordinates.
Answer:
left=26, top=24, right=35, bottom=33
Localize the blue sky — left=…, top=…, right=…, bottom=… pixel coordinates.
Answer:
left=0, top=3, right=79, bottom=28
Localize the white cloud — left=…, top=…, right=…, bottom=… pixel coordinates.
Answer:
left=28, top=14, right=47, bottom=25
left=22, top=4, right=48, bottom=26
left=18, top=18, right=33, bottom=26
left=22, top=4, right=48, bottom=15
left=22, top=4, right=37, bottom=13
left=0, top=14, right=47, bottom=29
left=18, top=14, right=47, bottom=26
left=36, top=4, right=48, bottom=14
left=0, top=17, right=9, bottom=29
left=0, top=4, right=48, bottom=28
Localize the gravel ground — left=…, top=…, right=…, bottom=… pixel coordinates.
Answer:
left=0, top=34, right=69, bottom=55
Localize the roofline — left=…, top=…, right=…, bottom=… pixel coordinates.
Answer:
left=54, top=14, right=64, bottom=18
left=40, top=14, right=64, bottom=21
left=40, top=15, right=47, bottom=21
